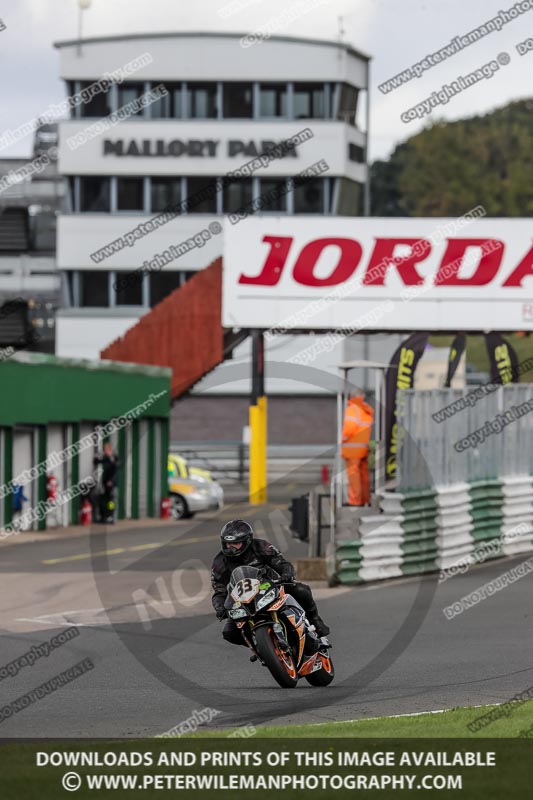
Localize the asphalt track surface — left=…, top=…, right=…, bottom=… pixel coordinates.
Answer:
left=1, top=496, right=533, bottom=738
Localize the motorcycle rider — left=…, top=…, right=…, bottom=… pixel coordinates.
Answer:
left=211, top=519, right=330, bottom=645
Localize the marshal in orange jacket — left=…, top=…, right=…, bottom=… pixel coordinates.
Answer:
left=341, top=395, right=374, bottom=458
left=341, top=395, right=374, bottom=506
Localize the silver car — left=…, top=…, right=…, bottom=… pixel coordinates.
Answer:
left=168, top=454, right=224, bottom=520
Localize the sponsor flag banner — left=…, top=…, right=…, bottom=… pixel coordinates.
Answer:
left=385, top=332, right=429, bottom=480
left=444, top=334, right=466, bottom=387
left=484, top=332, right=520, bottom=384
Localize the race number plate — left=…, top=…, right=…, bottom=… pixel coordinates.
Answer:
left=231, top=578, right=260, bottom=603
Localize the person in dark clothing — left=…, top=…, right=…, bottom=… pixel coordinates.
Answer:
left=211, top=519, right=330, bottom=646
left=93, top=442, right=120, bottom=524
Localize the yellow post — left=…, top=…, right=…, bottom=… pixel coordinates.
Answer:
left=249, top=396, right=267, bottom=504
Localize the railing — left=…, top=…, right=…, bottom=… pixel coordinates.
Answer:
left=396, top=384, right=533, bottom=491
left=170, top=441, right=336, bottom=486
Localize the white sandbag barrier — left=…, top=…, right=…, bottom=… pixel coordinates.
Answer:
left=335, top=477, right=533, bottom=585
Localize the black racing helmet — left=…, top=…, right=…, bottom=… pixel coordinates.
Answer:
left=220, top=519, right=253, bottom=558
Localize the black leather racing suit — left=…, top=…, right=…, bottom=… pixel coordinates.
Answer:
left=211, top=538, right=319, bottom=646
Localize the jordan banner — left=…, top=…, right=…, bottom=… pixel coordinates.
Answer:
left=385, top=332, right=429, bottom=481
left=444, top=334, right=466, bottom=387
left=484, top=332, right=520, bottom=385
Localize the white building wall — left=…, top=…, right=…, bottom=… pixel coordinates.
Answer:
left=56, top=33, right=368, bottom=87
left=56, top=311, right=143, bottom=359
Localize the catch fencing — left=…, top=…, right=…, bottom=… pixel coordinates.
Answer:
left=396, top=384, right=533, bottom=492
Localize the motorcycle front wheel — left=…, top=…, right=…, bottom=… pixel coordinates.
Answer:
left=255, top=626, right=298, bottom=688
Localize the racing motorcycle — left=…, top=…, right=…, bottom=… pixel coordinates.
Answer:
left=224, top=565, right=334, bottom=689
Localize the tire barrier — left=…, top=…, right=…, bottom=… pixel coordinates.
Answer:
left=335, top=476, right=533, bottom=585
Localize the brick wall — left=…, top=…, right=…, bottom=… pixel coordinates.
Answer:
left=171, top=394, right=336, bottom=444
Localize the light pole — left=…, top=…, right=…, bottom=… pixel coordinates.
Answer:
left=77, top=0, right=91, bottom=57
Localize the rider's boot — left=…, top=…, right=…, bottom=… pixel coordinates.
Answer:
left=306, top=605, right=330, bottom=637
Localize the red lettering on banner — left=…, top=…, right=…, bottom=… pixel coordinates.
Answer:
left=502, top=243, right=533, bottom=287
left=362, top=239, right=430, bottom=285
left=238, top=236, right=293, bottom=285
left=292, top=238, right=363, bottom=286
left=236, top=234, right=533, bottom=290
left=435, top=239, right=504, bottom=285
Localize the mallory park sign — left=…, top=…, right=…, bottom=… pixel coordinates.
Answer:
left=103, top=139, right=299, bottom=158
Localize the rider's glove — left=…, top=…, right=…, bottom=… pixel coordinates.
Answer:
left=215, top=607, right=227, bottom=621
left=280, top=569, right=295, bottom=583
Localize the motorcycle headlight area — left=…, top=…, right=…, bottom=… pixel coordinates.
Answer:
left=229, top=607, right=248, bottom=619
left=256, top=589, right=277, bottom=610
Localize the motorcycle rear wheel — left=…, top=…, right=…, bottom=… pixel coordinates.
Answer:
left=305, top=653, right=335, bottom=686
left=255, top=626, right=298, bottom=688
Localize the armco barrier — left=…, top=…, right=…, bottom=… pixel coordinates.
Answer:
left=335, top=477, right=533, bottom=584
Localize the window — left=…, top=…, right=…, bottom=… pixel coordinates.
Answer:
left=79, top=271, right=109, bottom=307
left=149, top=271, right=182, bottom=306
left=293, top=178, right=324, bottom=213
left=258, top=178, right=287, bottom=212
left=149, top=82, right=183, bottom=118
left=115, top=272, right=143, bottom=306
left=68, top=177, right=76, bottom=211
left=117, top=178, right=144, bottom=211
left=336, top=178, right=363, bottom=215
left=151, top=178, right=181, bottom=212
left=223, top=179, right=253, bottom=214
left=187, top=83, right=217, bottom=118
left=79, top=81, right=111, bottom=118
left=117, top=83, right=144, bottom=115
left=185, top=177, right=218, bottom=213
left=223, top=83, right=253, bottom=118
left=66, top=272, right=75, bottom=306
left=259, top=84, right=288, bottom=117
left=348, top=143, right=365, bottom=163
left=338, top=83, right=359, bottom=126
left=294, top=83, right=325, bottom=119
left=79, top=177, right=110, bottom=212
left=67, top=81, right=77, bottom=117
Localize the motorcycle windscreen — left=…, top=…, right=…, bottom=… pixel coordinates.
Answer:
left=228, top=565, right=261, bottom=586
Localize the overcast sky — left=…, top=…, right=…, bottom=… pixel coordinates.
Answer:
left=1, top=0, right=532, bottom=160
